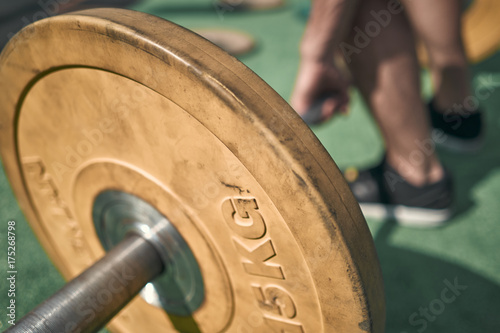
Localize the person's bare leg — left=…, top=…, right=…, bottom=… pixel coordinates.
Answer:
left=343, top=0, right=443, bottom=186
left=402, top=0, right=471, bottom=111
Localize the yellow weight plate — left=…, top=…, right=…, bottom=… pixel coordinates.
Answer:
left=419, top=0, right=500, bottom=64
left=462, top=0, right=500, bottom=62
left=0, top=8, right=384, bottom=332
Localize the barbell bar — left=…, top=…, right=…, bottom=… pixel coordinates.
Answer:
left=6, top=234, right=163, bottom=333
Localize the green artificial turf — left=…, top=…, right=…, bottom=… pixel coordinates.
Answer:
left=1, top=0, right=499, bottom=332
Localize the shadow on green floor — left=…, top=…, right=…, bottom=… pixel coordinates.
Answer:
left=375, top=223, right=500, bottom=333
left=472, top=51, right=500, bottom=75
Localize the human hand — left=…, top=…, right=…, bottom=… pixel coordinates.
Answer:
left=291, top=58, right=350, bottom=124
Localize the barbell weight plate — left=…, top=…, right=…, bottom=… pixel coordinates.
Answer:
left=419, top=0, right=500, bottom=64
left=0, top=8, right=384, bottom=333
left=461, top=0, right=500, bottom=62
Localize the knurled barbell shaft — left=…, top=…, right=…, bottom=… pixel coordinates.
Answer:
left=6, top=233, right=165, bottom=333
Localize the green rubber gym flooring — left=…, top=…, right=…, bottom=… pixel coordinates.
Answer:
left=1, top=0, right=499, bottom=332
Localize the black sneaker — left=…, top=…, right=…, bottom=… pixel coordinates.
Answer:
left=344, top=159, right=454, bottom=227
left=428, top=100, right=483, bottom=153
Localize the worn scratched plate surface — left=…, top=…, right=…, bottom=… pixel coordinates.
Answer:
left=0, top=8, right=384, bottom=333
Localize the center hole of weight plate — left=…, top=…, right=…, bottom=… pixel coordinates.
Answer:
left=92, top=190, right=204, bottom=316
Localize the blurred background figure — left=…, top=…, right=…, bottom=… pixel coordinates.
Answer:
left=291, top=0, right=483, bottom=226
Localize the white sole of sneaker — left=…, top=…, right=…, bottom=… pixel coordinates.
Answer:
left=360, top=203, right=453, bottom=227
